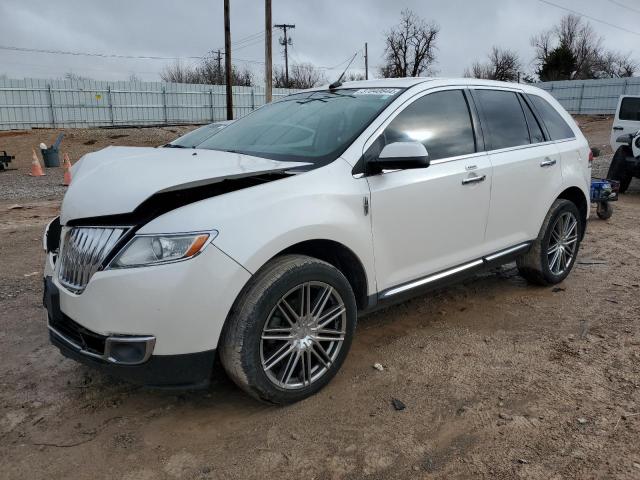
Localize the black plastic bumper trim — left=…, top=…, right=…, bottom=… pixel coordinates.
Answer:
left=50, top=329, right=215, bottom=389
left=44, top=276, right=215, bottom=389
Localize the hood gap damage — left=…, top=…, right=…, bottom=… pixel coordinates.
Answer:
left=67, top=172, right=292, bottom=227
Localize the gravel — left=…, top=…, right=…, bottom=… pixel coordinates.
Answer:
left=0, top=125, right=195, bottom=202
left=0, top=169, right=67, bottom=201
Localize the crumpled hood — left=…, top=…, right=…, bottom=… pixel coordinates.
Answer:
left=61, top=146, right=307, bottom=223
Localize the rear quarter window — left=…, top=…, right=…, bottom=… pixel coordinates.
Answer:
left=619, top=97, right=640, bottom=121
left=528, top=94, right=575, bottom=141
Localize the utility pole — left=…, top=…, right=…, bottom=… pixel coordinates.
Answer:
left=224, top=0, right=233, bottom=120
left=216, top=49, right=222, bottom=82
left=275, top=23, right=295, bottom=87
left=215, top=49, right=223, bottom=85
left=364, top=42, right=368, bottom=80
left=265, top=0, right=272, bottom=102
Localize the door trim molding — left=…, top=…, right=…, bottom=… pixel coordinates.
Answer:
left=379, top=242, right=531, bottom=299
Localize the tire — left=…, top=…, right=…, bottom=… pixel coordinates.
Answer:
left=517, top=199, right=582, bottom=286
left=607, top=147, right=633, bottom=194
left=620, top=175, right=632, bottom=194
left=219, top=254, right=357, bottom=404
left=596, top=201, right=613, bottom=220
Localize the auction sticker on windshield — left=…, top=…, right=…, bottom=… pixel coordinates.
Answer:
left=353, top=88, right=401, bottom=97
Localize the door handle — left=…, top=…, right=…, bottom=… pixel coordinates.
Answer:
left=461, top=174, right=486, bottom=185
left=540, top=158, right=557, bottom=167
left=613, top=126, right=623, bottom=130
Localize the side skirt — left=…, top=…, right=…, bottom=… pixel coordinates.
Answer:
left=360, top=242, right=531, bottom=315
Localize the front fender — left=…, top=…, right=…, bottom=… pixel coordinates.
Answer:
left=139, top=159, right=377, bottom=295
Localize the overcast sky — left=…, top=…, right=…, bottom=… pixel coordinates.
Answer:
left=1, top=0, right=639, bottom=83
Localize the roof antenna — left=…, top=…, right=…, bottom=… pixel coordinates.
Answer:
left=329, top=52, right=359, bottom=90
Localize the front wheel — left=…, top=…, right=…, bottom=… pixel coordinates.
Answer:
left=219, top=255, right=357, bottom=404
left=517, top=199, right=582, bottom=286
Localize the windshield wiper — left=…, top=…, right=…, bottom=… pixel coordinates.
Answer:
left=296, top=92, right=355, bottom=105
left=296, top=97, right=328, bottom=105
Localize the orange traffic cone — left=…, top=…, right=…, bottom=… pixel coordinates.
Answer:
left=62, top=153, right=72, bottom=186
left=29, top=149, right=45, bottom=177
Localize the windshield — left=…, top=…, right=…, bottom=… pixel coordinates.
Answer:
left=168, top=122, right=229, bottom=148
left=197, top=88, right=403, bottom=166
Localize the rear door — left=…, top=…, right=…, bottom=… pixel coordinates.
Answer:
left=610, top=96, right=640, bottom=151
left=473, top=88, right=563, bottom=252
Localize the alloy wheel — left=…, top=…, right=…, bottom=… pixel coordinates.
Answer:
left=260, top=281, right=346, bottom=390
left=547, top=211, right=578, bottom=276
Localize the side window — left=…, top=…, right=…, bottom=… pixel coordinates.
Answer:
left=379, top=90, right=476, bottom=161
left=527, top=94, right=575, bottom=140
left=520, top=96, right=546, bottom=143
left=619, top=97, right=640, bottom=121
left=474, top=90, right=530, bottom=150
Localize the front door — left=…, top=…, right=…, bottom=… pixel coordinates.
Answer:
left=365, top=89, right=492, bottom=293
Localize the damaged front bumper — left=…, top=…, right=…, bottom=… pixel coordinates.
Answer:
left=44, top=276, right=216, bottom=388
left=42, top=220, right=252, bottom=389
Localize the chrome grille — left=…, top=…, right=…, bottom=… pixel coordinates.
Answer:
left=58, top=227, right=127, bottom=293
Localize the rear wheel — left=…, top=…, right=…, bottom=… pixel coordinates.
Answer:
left=219, top=255, right=357, bottom=404
left=607, top=147, right=633, bottom=193
left=517, top=199, right=582, bottom=286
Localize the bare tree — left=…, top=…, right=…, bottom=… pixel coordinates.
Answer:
left=345, top=71, right=366, bottom=81
left=273, top=63, right=326, bottom=89
left=160, top=61, right=199, bottom=83
left=531, top=14, right=637, bottom=80
left=598, top=51, right=637, bottom=78
left=464, top=47, right=521, bottom=82
left=380, top=9, right=439, bottom=78
left=160, top=56, right=253, bottom=86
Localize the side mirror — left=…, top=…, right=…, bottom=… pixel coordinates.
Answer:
left=367, top=141, right=430, bottom=174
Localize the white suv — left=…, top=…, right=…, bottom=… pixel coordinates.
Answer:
left=43, top=78, right=590, bottom=404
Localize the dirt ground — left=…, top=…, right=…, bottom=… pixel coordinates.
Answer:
left=1, top=117, right=639, bottom=479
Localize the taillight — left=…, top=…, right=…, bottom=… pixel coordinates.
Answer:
left=588, top=149, right=593, bottom=168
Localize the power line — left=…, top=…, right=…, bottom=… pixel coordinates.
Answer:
left=211, top=30, right=264, bottom=57
left=606, top=0, right=640, bottom=15
left=232, top=36, right=265, bottom=53
left=0, top=58, right=160, bottom=76
left=320, top=51, right=363, bottom=70
left=0, top=43, right=267, bottom=66
left=230, top=31, right=264, bottom=48
left=537, top=0, right=640, bottom=37
left=0, top=44, right=202, bottom=60
left=0, top=40, right=359, bottom=72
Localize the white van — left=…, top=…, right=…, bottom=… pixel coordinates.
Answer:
left=43, top=78, right=591, bottom=404
left=610, top=95, right=640, bottom=152
left=608, top=95, right=640, bottom=192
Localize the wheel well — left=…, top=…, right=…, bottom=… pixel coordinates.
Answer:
left=558, top=186, right=588, bottom=237
left=278, top=240, right=369, bottom=310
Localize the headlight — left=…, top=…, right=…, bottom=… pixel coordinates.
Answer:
left=109, top=232, right=216, bottom=269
